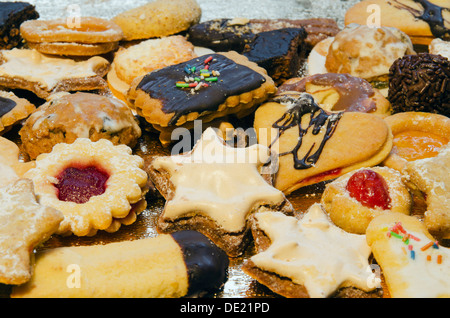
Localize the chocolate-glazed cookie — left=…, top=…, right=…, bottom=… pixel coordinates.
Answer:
left=0, top=2, right=39, bottom=49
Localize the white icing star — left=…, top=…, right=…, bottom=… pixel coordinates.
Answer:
left=250, top=203, right=375, bottom=298
left=151, top=127, right=285, bottom=232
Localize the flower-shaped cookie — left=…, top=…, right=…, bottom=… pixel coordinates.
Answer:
left=24, top=138, right=148, bottom=236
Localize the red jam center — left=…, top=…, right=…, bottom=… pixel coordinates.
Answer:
left=55, top=165, right=109, bottom=204
left=346, top=169, right=391, bottom=210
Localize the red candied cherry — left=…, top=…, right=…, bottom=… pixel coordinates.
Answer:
left=345, top=169, right=392, bottom=210
left=55, top=165, right=109, bottom=204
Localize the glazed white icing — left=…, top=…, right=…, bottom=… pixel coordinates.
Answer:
left=152, top=128, right=285, bottom=232
left=250, top=203, right=375, bottom=298
left=0, top=49, right=106, bottom=90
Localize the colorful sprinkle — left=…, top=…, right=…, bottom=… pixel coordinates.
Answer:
left=204, top=56, right=213, bottom=64
left=421, top=241, right=434, bottom=251
left=205, top=77, right=218, bottom=82
left=410, top=250, right=415, bottom=260
left=437, top=255, right=442, bottom=264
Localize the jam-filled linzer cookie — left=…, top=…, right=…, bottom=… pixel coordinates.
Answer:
left=148, top=127, right=293, bottom=257
left=20, top=17, right=123, bottom=56
left=0, top=178, right=63, bottom=285
left=12, top=230, right=229, bottom=298
left=0, top=90, right=35, bottom=135
left=127, top=51, right=276, bottom=145
left=382, top=112, right=450, bottom=172
left=0, top=49, right=110, bottom=99
left=321, top=167, right=412, bottom=234
left=366, top=212, right=449, bottom=297
left=23, top=138, right=148, bottom=237
left=277, top=73, right=391, bottom=117
left=19, top=92, right=141, bottom=160
left=243, top=204, right=380, bottom=298
left=254, top=93, right=393, bottom=194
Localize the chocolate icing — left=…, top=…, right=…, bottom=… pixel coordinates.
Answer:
left=270, top=93, right=342, bottom=170
left=171, top=230, right=229, bottom=297
left=0, top=2, right=35, bottom=25
left=389, top=0, right=449, bottom=40
left=0, top=95, right=16, bottom=117
left=278, top=73, right=378, bottom=113
left=136, top=53, right=266, bottom=126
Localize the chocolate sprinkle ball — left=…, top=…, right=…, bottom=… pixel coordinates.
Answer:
left=388, top=53, right=449, bottom=117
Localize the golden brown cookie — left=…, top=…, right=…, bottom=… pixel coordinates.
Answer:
left=23, top=138, right=148, bottom=237
left=0, top=178, right=63, bottom=285
left=127, top=51, right=276, bottom=146
left=19, top=92, right=141, bottom=160
left=0, top=90, right=35, bottom=134
left=277, top=73, right=391, bottom=117
left=382, top=112, right=450, bottom=172
left=366, top=212, right=450, bottom=297
left=0, top=49, right=110, bottom=99
left=148, top=127, right=293, bottom=257
left=345, top=0, right=450, bottom=45
left=20, top=17, right=123, bottom=56
left=107, top=35, right=197, bottom=102
left=403, top=144, right=450, bottom=239
left=254, top=93, right=393, bottom=194
left=323, top=24, right=415, bottom=83
left=321, top=167, right=412, bottom=234
left=12, top=230, right=229, bottom=298
left=243, top=204, right=380, bottom=298
left=112, top=0, right=202, bottom=41
left=429, top=38, right=450, bottom=59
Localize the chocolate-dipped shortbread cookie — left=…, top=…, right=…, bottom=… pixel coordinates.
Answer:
left=11, top=230, right=229, bottom=297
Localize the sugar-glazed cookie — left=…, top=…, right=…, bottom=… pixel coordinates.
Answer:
left=366, top=212, right=450, bottom=297
left=19, top=92, right=141, bottom=160
left=0, top=178, right=63, bottom=285
left=321, top=167, right=412, bottom=234
left=24, top=138, right=148, bottom=236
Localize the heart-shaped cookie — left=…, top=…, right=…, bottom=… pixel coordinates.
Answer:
left=254, top=93, right=393, bottom=194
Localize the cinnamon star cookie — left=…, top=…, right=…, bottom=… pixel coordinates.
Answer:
left=243, top=203, right=377, bottom=298
left=148, top=127, right=293, bottom=257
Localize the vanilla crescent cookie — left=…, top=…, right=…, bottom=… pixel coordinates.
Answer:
left=20, top=17, right=123, bottom=56
left=321, top=167, right=412, bottom=234
left=0, top=49, right=110, bottom=99
left=112, top=0, right=202, bottom=41
left=0, top=178, right=63, bottom=285
left=0, top=136, right=35, bottom=178
left=366, top=212, right=450, bottom=297
left=24, top=138, right=148, bottom=237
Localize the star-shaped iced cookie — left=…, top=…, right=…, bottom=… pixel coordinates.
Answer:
left=149, top=127, right=293, bottom=257
left=0, top=179, right=63, bottom=285
left=243, top=203, right=376, bottom=298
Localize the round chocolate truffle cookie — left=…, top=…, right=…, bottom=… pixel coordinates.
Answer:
left=388, top=53, right=449, bottom=117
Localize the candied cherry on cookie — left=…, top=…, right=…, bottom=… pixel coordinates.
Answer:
left=24, top=138, right=148, bottom=237
left=321, top=167, right=412, bottom=234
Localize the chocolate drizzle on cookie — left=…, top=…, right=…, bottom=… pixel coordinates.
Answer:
left=270, top=93, right=342, bottom=170
left=136, top=53, right=266, bottom=126
left=0, top=95, right=16, bottom=117
left=389, top=0, right=449, bottom=40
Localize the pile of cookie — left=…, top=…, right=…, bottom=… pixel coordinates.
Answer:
left=0, top=0, right=448, bottom=298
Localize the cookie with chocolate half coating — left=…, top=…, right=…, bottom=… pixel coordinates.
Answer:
left=11, top=230, right=229, bottom=297
left=127, top=51, right=276, bottom=146
left=254, top=93, right=393, bottom=194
